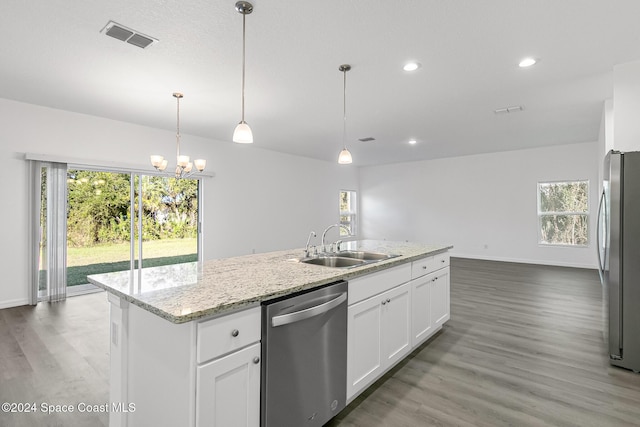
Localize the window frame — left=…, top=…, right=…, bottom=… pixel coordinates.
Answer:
left=537, top=179, right=590, bottom=247
left=339, top=189, right=357, bottom=237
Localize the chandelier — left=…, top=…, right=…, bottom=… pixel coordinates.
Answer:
left=150, top=93, right=206, bottom=178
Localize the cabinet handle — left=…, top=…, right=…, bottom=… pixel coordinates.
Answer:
left=381, top=300, right=387, bottom=305
left=231, top=329, right=239, bottom=337
left=253, top=356, right=260, bottom=364
left=422, top=266, right=427, bottom=270
left=441, top=259, right=445, bottom=263
left=386, top=298, right=391, bottom=303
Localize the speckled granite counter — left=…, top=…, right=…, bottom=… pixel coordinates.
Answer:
left=88, top=240, right=452, bottom=324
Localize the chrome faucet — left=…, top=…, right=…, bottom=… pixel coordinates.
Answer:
left=321, top=224, right=351, bottom=250
left=304, top=231, right=316, bottom=257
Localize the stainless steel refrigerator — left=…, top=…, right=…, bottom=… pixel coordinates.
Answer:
left=598, top=150, right=640, bottom=372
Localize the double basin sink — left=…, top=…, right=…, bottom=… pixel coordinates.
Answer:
left=298, top=250, right=400, bottom=268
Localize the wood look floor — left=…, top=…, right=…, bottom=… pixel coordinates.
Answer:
left=1, top=258, right=639, bottom=427
left=330, top=258, right=640, bottom=427
left=0, top=292, right=109, bottom=427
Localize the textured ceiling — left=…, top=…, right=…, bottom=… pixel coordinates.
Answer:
left=2, top=0, right=640, bottom=166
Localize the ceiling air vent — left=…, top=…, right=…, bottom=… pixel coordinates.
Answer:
left=102, top=21, right=157, bottom=49
left=358, top=137, right=376, bottom=142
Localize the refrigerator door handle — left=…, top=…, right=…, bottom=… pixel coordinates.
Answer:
left=597, top=190, right=606, bottom=281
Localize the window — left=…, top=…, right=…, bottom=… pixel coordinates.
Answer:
left=339, top=190, right=357, bottom=237
left=537, top=180, right=589, bottom=246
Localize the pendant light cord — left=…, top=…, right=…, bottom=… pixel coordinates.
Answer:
left=241, top=11, right=246, bottom=122
left=343, top=68, right=347, bottom=149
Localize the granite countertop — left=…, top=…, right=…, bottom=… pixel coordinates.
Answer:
left=87, top=240, right=452, bottom=324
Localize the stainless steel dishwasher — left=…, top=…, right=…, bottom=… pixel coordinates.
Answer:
left=261, top=280, right=348, bottom=427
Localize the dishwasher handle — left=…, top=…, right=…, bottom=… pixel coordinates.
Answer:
left=271, top=292, right=347, bottom=327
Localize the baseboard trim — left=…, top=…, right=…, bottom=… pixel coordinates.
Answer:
left=451, top=253, right=598, bottom=270
left=0, top=298, right=30, bottom=310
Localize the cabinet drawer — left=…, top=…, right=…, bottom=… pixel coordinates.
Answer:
left=348, top=263, right=412, bottom=305
left=433, top=252, right=450, bottom=269
left=197, top=307, right=261, bottom=364
left=411, top=256, right=434, bottom=278
left=411, top=252, right=450, bottom=278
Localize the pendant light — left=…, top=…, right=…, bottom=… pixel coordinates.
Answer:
left=338, top=64, right=353, bottom=164
left=150, top=93, right=206, bottom=178
left=233, top=1, right=254, bottom=143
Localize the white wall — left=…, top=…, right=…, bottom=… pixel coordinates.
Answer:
left=613, top=60, right=640, bottom=152
left=0, top=98, right=358, bottom=308
left=359, top=142, right=600, bottom=269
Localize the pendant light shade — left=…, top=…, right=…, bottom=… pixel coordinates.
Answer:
left=338, top=148, right=353, bottom=164
left=338, top=64, right=353, bottom=164
left=233, top=121, right=253, bottom=143
left=233, top=1, right=254, bottom=143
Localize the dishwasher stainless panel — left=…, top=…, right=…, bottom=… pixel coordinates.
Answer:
left=261, top=280, right=348, bottom=427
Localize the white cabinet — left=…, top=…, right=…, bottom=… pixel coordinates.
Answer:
left=431, top=268, right=450, bottom=329
left=347, top=250, right=451, bottom=402
left=410, top=267, right=450, bottom=347
left=196, top=343, right=261, bottom=427
left=381, top=283, right=412, bottom=367
left=195, top=307, right=261, bottom=427
left=347, top=282, right=411, bottom=400
left=410, top=273, right=434, bottom=345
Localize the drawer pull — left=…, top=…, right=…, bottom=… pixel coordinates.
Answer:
left=386, top=298, right=391, bottom=303
left=381, top=300, right=387, bottom=306
left=441, top=259, right=445, bottom=263
left=422, top=265, right=427, bottom=270
left=253, top=357, right=260, bottom=364
left=231, top=329, right=239, bottom=337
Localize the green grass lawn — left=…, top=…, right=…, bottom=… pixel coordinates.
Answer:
left=65, top=238, right=197, bottom=286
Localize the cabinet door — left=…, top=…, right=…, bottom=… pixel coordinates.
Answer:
left=431, top=268, right=450, bottom=329
left=196, top=343, right=261, bottom=427
left=347, top=296, right=383, bottom=400
left=411, top=274, right=434, bottom=346
left=380, top=283, right=411, bottom=368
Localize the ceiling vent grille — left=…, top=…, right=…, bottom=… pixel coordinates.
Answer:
left=102, top=21, right=157, bottom=49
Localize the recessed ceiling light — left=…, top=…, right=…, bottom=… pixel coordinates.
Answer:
left=403, top=62, right=421, bottom=72
left=408, top=139, right=417, bottom=145
left=518, top=57, right=537, bottom=68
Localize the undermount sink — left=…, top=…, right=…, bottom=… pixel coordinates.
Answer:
left=335, top=250, right=399, bottom=261
left=297, top=251, right=400, bottom=268
left=299, top=256, right=366, bottom=268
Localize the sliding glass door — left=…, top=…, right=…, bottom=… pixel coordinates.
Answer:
left=37, top=163, right=201, bottom=300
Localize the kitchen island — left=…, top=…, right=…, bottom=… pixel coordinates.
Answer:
left=89, top=240, right=452, bottom=427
